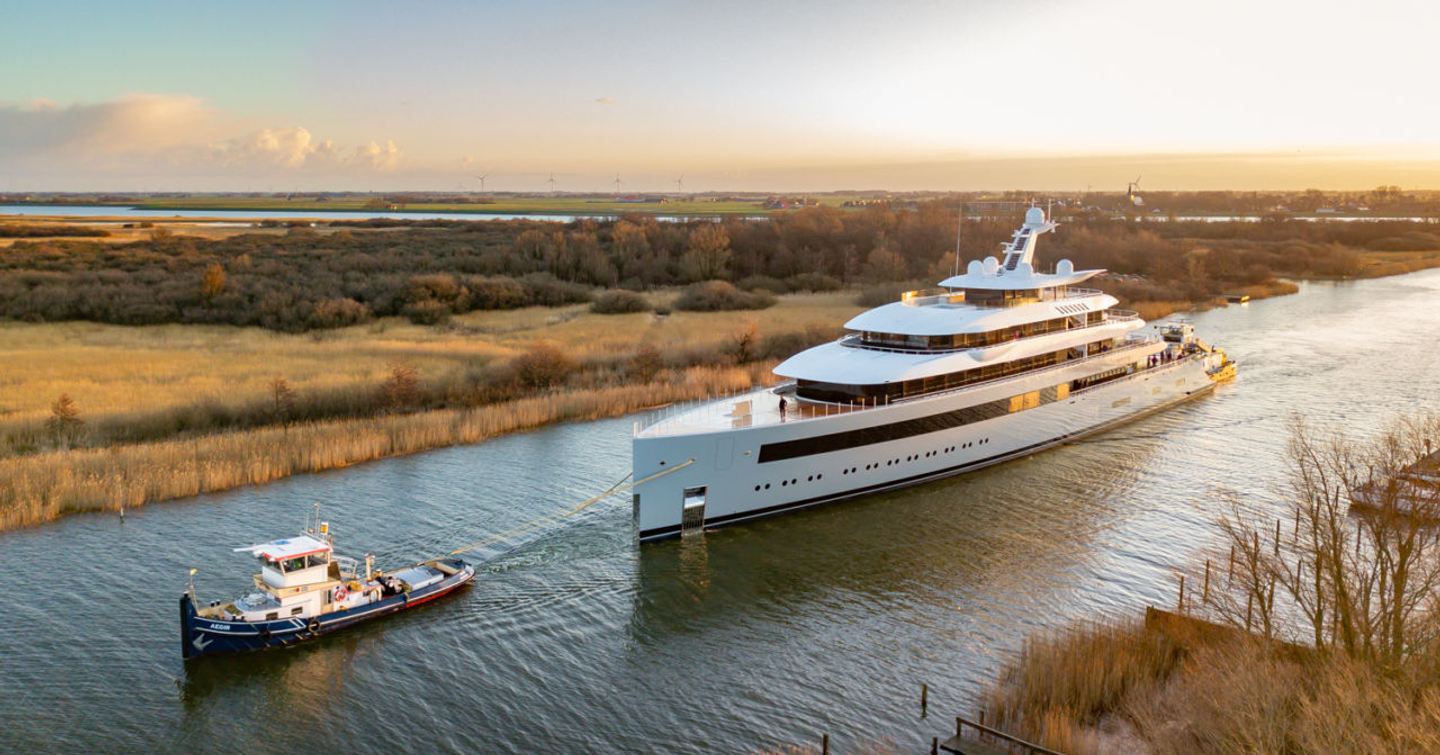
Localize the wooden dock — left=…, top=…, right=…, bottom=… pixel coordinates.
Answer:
left=936, top=716, right=1065, bottom=755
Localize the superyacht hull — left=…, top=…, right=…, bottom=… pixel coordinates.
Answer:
left=633, top=354, right=1214, bottom=542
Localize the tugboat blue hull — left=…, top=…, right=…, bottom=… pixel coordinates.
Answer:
left=180, top=558, right=474, bottom=659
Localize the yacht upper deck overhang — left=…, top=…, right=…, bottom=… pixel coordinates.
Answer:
left=635, top=335, right=1165, bottom=439
left=844, top=289, right=1118, bottom=337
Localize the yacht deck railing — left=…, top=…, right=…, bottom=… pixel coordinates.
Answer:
left=638, top=336, right=1164, bottom=435
left=844, top=310, right=1142, bottom=356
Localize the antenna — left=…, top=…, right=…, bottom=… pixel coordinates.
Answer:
left=953, top=202, right=964, bottom=277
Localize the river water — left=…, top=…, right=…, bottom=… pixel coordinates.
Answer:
left=2, top=269, right=1437, bottom=753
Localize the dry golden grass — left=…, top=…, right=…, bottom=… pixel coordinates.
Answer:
left=0, top=363, right=770, bottom=530
left=0, top=217, right=303, bottom=246
left=1357, top=249, right=1440, bottom=278
left=0, top=291, right=859, bottom=530
left=0, top=292, right=861, bottom=442
left=980, top=616, right=1440, bottom=755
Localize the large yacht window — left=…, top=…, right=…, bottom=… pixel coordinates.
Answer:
left=859, top=314, right=1084, bottom=352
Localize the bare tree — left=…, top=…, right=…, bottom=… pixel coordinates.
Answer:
left=1201, top=414, right=1440, bottom=668
left=270, top=376, right=297, bottom=426
left=380, top=364, right=421, bottom=412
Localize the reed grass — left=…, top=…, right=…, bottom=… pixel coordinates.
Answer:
left=0, top=292, right=861, bottom=454
left=979, top=616, right=1440, bottom=754
left=0, top=363, right=769, bottom=531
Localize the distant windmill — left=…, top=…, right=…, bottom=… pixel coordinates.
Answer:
left=547, top=173, right=557, bottom=194
left=674, top=173, right=685, bottom=194
left=1127, top=175, right=1144, bottom=206
left=474, top=174, right=490, bottom=193
left=613, top=173, right=623, bottom=195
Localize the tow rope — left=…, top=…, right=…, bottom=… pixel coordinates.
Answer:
left=448, top=458, right=695, bottom=556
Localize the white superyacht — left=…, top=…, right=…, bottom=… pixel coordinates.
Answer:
left=632, top=208, right=1233, bottom=541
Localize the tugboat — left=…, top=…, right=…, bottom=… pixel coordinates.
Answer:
left=180, top=510, right=474, bottom=659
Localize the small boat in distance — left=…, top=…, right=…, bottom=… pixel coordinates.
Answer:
left=180, top=511, right=474, bottom=659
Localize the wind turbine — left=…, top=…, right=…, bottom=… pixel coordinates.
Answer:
left=613, top=173, right=623, bottom=195
left=674, top=173, right=685, bottom=194
left=474, top=174, right=490, bottom=193
left=546, top=173, right=557, bottom=194
left=1127, top=175, right=1144, bottom=206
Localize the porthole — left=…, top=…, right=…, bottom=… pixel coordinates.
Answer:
left=764, top=483, right=771, bottom=489
left=781, top=480, right=787, bottom=486
left=807, top=475, right=813, bottom=482
left=754, top=484, right=761, bottom=491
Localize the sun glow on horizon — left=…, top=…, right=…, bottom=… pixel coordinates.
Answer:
left=3, top=0, right=1439, bottom=191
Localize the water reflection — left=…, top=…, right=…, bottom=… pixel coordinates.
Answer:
left=3, top=269, right=1440, bottom=752
left=631, top=427, right=1163, bottom=637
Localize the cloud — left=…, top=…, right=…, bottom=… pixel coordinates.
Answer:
left=0, top=95, right=214, bottom=157
left=202, top=128, right=401, bottom=171
left=0, top=95, right=402, bottom=176
left=593, top=96, right=616, bottom=105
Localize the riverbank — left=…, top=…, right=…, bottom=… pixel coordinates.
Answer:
left=0, top=363, right=774, bottom=531
left=4, top=239, right=1439, bottom=532
left=976, top=611, right=1440, bottom=754
left=0, top=292, right=857, bottom=531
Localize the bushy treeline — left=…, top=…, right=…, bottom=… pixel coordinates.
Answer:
left=1, top=208, right=1434, bottom=331
left=0, top=224, right=109, bottom=238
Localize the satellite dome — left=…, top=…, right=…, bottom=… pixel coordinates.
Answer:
left=1056, top=259, right=1074, bottom=275
left=966, top=259, right=982, bottom=275
left=1025, top=207, right=1045, bottom=225
left=983, top=256, right=1000, bottom=274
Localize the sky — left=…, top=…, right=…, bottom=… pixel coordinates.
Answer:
left=2, top=0, right=1438, bottom=192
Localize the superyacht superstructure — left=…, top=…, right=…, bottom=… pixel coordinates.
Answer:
left=632, top=208, right=1233, bottom=542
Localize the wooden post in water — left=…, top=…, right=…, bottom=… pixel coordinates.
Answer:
left=1203, top=560, right=1211, bottom=604
left=822, top=733, right=829, bottom=755
left=1274, top=519, right=1282, bottom=555
left=1228, top=544, right=1235, bottom=584
left=957, top=716, right=963, bottom=737
left=921, top=682, right=928, bottom=714
left=1177, top=574, right=1186, bottom=612
left=931, top=736, right=938, bottom=755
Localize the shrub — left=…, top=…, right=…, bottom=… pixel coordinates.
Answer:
left=402, top=299, right=451, bottom=325
left=309, top=298, right=371, bottom=329
left=785, top=272, right=842, bottom=292
left=519, top=273, right=592, bottom=307
left=737, top=275, right=789, bottom=294
left=855, top=283, right=911, bottom=307
left=674, top=280, right=776, bottom=312
left=590, top=289, right=651, bottom=314
left=510, top=343, right=575, bottom=389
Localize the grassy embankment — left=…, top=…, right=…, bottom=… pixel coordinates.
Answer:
left=978, top=614, right=1440, bottom=754
left=0, top=293, right=861, bottom=531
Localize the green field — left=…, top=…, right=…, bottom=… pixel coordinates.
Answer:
left=103, top=194, right=860, bottom=217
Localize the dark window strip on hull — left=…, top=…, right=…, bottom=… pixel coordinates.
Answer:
left=638, top=380, right=1215, bottom=541
left=758, top=385, right=1064, bottom=463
